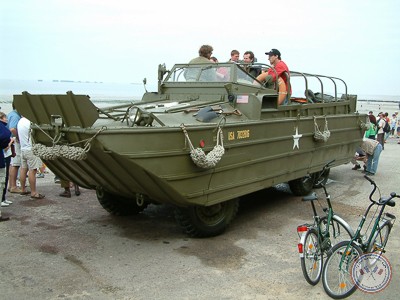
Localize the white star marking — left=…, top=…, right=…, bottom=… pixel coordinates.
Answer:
left=293, top=127, right=302, bottom=149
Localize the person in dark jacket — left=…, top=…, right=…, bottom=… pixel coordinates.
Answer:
left=0, top=112, right=14, bottom=207
left=0, top=117, right=13, bottom=221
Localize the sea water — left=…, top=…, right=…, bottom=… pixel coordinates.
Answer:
left=0, top=79, right=151, bottom=113
left=0, top=79, right=399, bottom=115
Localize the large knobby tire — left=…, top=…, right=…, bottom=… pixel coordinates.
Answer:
left=96, top=187, right=148, bottom=216
left=174, top=198, right=239, bottom=238
left=289, top=175, right=315, bottom=196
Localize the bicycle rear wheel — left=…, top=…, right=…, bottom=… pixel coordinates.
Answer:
left=300, top=228, right=323, bottom=285
left=322, top=240, right=362, bottom=299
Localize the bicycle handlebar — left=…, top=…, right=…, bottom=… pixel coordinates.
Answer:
left=364, top=175, right=398, bottom=206
left=364, top=175, right=375, bottom=185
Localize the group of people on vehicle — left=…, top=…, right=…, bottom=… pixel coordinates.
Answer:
left=188, top=45, right=290, bottom=105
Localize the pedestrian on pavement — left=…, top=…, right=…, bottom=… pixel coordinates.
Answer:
left=6, top=102, right=22, bottom=194
left=0, top=112, right=14, bottom=207
left=0, top=115, right=13, bottom=221
left=17, top=116, right=45, bottom=199
left=360, top=139, right=383, bottom=175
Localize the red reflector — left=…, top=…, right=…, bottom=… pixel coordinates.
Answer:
left=297, top=225, right=308, bottom=232
left=199, top=140, right=205, bottom=148
left=298, top=243, right=304, bottom=253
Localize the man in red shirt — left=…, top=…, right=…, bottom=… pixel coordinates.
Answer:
left=265, top=49, right=290, bottom=86
left=256, top=48, right=290, bottom=104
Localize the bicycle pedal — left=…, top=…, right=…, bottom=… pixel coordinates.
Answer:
left=373, top=245, right=386, bottom=253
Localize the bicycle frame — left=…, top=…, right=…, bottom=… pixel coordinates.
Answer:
left=297, top=159, right=356, bottom=286
left=338, top=176, right=397, bottom=270
left=298, top=184, right=354, bottom=251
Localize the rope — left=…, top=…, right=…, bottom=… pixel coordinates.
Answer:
left=31, top=126, right=106, bottom=160
left=181, top=124, right=225, bottom=169
left=313, top=116, right=330, bottom=142
left=32, top=144, right=88, bottom=160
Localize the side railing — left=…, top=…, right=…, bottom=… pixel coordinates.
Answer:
left=249, top=63, right=348, bottom=104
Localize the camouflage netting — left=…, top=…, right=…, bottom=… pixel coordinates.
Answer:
left=31, top=125, right=106, bottom=161
left=181, top=125, right=225, bottom=169
left=32, top=144, right=88, bottom=160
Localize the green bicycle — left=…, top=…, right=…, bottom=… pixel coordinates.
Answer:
left=297, top=160, right=354, bottom=285
left=322, top=175, right=397, bottom=299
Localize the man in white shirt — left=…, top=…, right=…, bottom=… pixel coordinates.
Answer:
left=17, top=117, right=45, bottom=199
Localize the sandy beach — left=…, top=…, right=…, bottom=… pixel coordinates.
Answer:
left=357, top=100, right=400, bottom=115
left=0, top=137, right=399, bottom=300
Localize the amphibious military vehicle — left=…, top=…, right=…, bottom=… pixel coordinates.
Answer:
left=14, top=62, right=367, bottom=237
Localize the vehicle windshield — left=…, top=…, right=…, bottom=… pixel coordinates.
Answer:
left=165, top=63, right=262, bottom=86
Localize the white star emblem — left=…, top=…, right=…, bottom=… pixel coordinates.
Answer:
left=293, top=127, right=302, bottom=149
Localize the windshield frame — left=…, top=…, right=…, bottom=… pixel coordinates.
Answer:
left=164, top=63, right=266, bottom=86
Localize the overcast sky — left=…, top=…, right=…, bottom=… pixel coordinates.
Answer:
left=1, top=0, right=399, bottom=97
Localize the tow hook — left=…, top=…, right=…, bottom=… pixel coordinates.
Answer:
left=136, top=193, right=145, bottom=206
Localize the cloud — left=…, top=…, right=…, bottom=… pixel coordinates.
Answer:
left=1, top=0, right=400, bottom=96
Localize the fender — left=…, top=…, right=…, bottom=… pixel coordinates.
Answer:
left=332, top=214, right=355, bottom=237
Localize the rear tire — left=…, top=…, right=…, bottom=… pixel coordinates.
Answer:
left=174, top=198, right=239, bottom=238
left=301, top=228, right=323, bottom=285
left=322, top=240, right=362, bottom=299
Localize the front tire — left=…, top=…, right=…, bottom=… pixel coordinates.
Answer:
left=96, top=187, right=148, bottom=216
left=174, top=198, right=239, bottom=238
left=322, top=241, right=362, bottom=299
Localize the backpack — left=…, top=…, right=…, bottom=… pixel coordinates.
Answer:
left=383, top=120, right=391, bottom=133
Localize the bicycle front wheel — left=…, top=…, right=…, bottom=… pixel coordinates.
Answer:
left=322, top=240, right=362, bottom=299
left=300, top=228, right=323, bottom=285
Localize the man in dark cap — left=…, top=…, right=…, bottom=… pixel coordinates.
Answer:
left=264, top=49, right=289, bottom=85
left=256, top=48, right=290, bottom=104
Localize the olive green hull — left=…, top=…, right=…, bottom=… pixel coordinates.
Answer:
left=34, top=115, right=362, bottom=207
left=13, top=62, right=366, bottom=208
